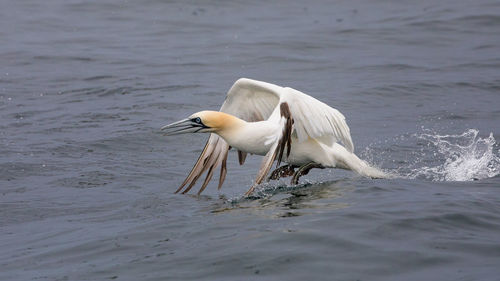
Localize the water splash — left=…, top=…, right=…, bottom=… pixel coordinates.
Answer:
left=409, top=129, right=499, bottom=181
left=363, top=129, right=500, bottom=182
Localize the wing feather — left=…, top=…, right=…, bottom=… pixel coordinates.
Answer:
left=244, top=141, right=279, bottom=196
left=175, top=134, right=229, bottom=194
left=175, top=78, right=354, bottom=195
left=282, top=87, right=354, bottom=152
left=220, top=78, right=354, bottom=153
left=174, top=79, right=281, bottom=194
left=244, top=102, right=293, bottom=196
left=237, top=150, right=247, bottom=165
left=218, top=148, right=228, bottom=190
left=220, top=78, right=282, bottom=122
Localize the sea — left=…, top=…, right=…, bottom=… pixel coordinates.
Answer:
left=1, top=0, right=499, bottom=280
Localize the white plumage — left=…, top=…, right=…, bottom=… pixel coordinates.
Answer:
left=161, top=78, right=387, bottom=195
left=223, top=79, right=354, bottom=152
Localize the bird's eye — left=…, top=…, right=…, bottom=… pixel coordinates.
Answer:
left=194, top=117, right=201, bottom=123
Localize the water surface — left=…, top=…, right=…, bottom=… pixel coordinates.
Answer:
left=1, top=0, right=500, bottom=280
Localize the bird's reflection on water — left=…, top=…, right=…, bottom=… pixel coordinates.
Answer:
left=210, top=179, right=354, bottom=216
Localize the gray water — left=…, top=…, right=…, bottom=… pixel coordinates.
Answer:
left=1, top=0, right=500, bottom=280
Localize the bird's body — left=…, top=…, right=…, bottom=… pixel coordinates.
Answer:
left=161, top=78, right=387, bottom=195
left=211, top=113, right=356, bottom=169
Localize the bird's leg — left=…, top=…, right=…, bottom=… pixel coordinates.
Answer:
left=267, top=165, right=296, bottom=182
left=290, top=162, right=325, bottom=185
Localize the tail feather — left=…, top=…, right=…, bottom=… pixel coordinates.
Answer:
left=332, top=143, right=389, bottom=179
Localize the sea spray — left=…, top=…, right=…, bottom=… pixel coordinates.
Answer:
left=410, top=129, right=499, bottom=181
left=362, top=129, right=499, bottom=181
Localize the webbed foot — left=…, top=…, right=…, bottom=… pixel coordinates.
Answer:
left=291, top=162, right=325, bottom=184
left=267, top=165, right=296, bottom=182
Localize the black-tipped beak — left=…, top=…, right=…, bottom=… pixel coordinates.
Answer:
left=161, top=118, right=206, bottom=135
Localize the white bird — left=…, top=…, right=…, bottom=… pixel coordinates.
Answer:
left=161, top=78, right=387, bottom=196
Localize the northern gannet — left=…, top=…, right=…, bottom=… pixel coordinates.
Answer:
left=161, top=78, right=387, bottom=196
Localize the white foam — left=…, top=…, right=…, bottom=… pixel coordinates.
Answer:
left=362, top=129, right=500, bottom=182
left=408, top=129, right=499, bottom=181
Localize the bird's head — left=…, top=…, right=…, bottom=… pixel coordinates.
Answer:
left=161, top=111, right=240, bottom=136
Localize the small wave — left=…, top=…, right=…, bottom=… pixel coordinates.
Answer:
left=363, top=129, right=500, bottom=182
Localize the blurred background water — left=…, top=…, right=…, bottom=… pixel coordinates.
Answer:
left=1, top=0, right=499, bottom=280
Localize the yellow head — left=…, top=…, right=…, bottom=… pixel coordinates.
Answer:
left=161, top=111, right=243, bottom=135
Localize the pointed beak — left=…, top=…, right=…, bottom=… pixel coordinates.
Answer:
left=161, top=118, right=205, bottom=135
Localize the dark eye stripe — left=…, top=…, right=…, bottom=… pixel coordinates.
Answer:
left=191, top=117, right=205, bottom=127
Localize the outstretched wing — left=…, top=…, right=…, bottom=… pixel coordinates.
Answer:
left=220, top=78, right=282, bottom=121
left=223, top=78, right=353, bottom=152
left=281, top=87, right=354, bottom=152
left=244, top=102, right=294, bottom=196
left=174, top=134, right=229, bottom=195
left=175, top=78, right=354, bottom=195
left=174, top=78, right=282, bottom=194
